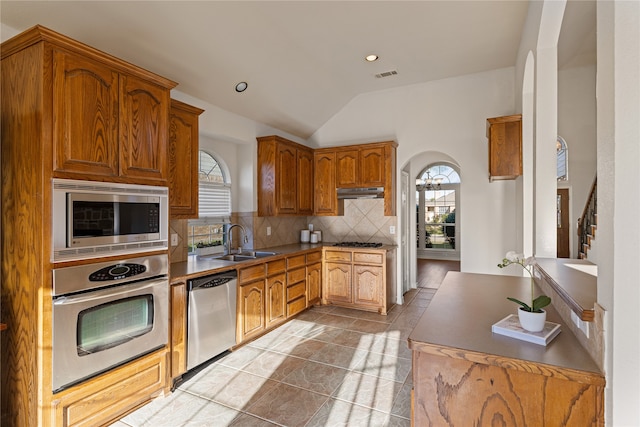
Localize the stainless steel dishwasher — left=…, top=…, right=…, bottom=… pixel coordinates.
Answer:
left=187, top=270, right=237, bottom=371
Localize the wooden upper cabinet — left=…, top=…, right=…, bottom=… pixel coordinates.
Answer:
left=46, top=32, right=176, bottom=185
left=168, top=99, right=204, bottom=218
left=486, top=114, right=522, bottom=181
left=314, top=150, right=342, bottom=216
left=257, top=135, right=313, bottom=216
left=276, top=143, right=298, bottom=214
left=297, top=148, right=314, bottom=215
left=52, top=49, right=119, bottom=177
left=119, top=73, right=170, bottom=183
left=336, top=146, right=385, bottom=188
left=359, top=146, right=385, bottom=187
left=336, top=149, right=359, bottom=187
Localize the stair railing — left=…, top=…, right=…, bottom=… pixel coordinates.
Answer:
left=577, top=177, right=597, bottom=259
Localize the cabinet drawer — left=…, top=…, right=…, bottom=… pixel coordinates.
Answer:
left=287, top=267, right=306, bottom=284
left=353, top=252, right=384, bottom=264
left=267, top=259, right=286, bottom=275
left=324, top=251, right=352, bottom=262
left=287, top=255, right=306, bottom=269
left=287, top=281, right=306, bottom=301
left=287, top=296, right=306, bottom=317
left=306, top=250, right=322, bottom=263
left=54, top=350, right=166, bottom=427
left=239, top=264, right=265, bottom=283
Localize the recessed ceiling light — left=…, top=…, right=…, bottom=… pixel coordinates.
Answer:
left=235, top=82, right=248, bottom=92
left=365, top=54, right=379, bottom=62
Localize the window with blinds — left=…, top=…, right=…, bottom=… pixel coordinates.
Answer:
left=198, top=181, right=231, bottom=219
left=188, top=151, right=231, bottom=253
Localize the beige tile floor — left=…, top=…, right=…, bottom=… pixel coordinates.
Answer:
left=112, top=288, right=436, bottom=427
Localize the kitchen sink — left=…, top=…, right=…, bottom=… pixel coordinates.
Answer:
left=198, top=251, right=278, bottom=262
left=238, top=251, right=277, bottom=258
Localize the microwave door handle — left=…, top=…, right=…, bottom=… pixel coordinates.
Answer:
left=53, top=278, right=167, bottom=306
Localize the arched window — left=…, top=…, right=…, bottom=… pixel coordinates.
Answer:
left=188, top=151, right=232, bottom=254
left=557, top=136, right=568, bottom=181
left=416, top=164, right=460, bottom=254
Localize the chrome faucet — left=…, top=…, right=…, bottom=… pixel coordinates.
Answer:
left=226, top=224, right=248, bottom=254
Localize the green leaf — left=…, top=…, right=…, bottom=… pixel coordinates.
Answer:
left=532, top=295, right=551, bottom=312
left=507, top=297, right=532, bottom=312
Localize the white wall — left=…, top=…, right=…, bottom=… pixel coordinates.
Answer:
left=171, top=90, right=306, bottom=214
left=516, top=0, right=640, bottom=424
left=310, top=67, right=518, bottom=275
left=597, top=1, right=640, bottom=425
left=557, top=64, right=597, bottom=258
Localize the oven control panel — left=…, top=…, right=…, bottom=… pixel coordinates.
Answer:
left=53, top=254, right=168, bottom=297
left=89, top=263, right=147, bottom=281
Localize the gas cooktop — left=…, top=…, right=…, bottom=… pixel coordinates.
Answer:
left=332, top=242, right=383, bottom=248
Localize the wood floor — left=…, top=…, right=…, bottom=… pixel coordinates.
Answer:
left=416, top=259, right=460, bottom=289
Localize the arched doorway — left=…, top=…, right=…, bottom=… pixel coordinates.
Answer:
left=416, top=163, right=460, bottom=261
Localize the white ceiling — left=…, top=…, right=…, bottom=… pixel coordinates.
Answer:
left=0, top=1, right=593, bottom=140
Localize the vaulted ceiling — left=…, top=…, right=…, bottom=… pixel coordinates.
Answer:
left=1, top=1, right=594, bottom=140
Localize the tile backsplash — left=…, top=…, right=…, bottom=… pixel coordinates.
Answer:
left=254, top=199, right=397, bottom=248
left=170, top=199, right=398, bottom=262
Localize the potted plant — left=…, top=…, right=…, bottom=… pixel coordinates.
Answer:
left=498, top=251, right=551, bottom=332
left=195, top=241, right=224, bottom=256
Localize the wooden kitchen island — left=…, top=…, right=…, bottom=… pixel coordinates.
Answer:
left=408, top=272, right=604, bottom=426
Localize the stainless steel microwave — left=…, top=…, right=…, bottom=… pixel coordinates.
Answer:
left=52, top=179, right=168, bottom=262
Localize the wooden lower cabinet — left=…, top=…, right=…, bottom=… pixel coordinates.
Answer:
left=170, top=282, right=187, bottom=381
left=307, top=261, right=322, bottom=306
left=412, top=351, right=604, bottom=426
left=353, top=264, right=384, bottom=307
left=323, top=248, right=394, bottom=314
left=324, top=262, right=353, bottom=304
left=238, top=279, right=266, bottom=343
left=236, top=251, right=324, bottom=345
left=51, top=349, right=168, bottom=427
left=266, top=272, right=286, bottom=328
left=286, top=255, right=307, bottom=317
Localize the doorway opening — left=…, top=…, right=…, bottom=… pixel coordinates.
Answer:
left=416, top=163, right=460, bottom=260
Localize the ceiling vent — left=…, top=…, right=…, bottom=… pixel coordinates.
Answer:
left=375, top=70, right=398, bottom=79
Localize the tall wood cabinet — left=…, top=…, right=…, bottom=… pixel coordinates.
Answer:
left=168, top=99, right=204, bottom=218
left=257, top=135, right=314, bottom=216
left=486, top=114, right=522, bottom=181
left=1, top=26, right=176, bottom=426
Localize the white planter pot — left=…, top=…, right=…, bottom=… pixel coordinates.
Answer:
left=195, top=245, right=224, bottom=256
left=517, top=308, right=546, bottom=332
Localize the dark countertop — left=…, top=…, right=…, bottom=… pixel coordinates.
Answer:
left=535, top=257, right=597, bottom=321
left=170, top=242, right=397, bottom=282
left=408, top=271, right=603, bottom=384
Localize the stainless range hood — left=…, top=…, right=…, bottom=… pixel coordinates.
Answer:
left=337, top=187, right=384, bottom=199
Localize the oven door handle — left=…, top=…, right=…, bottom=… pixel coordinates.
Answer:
left=53, top=278, right=167, bottom=306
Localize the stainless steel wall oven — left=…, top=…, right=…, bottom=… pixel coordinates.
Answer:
left=51, top=254, right=168, bottom=393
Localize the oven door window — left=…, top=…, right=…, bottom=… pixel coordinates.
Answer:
left=77, top=294, right=154, bottom=356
